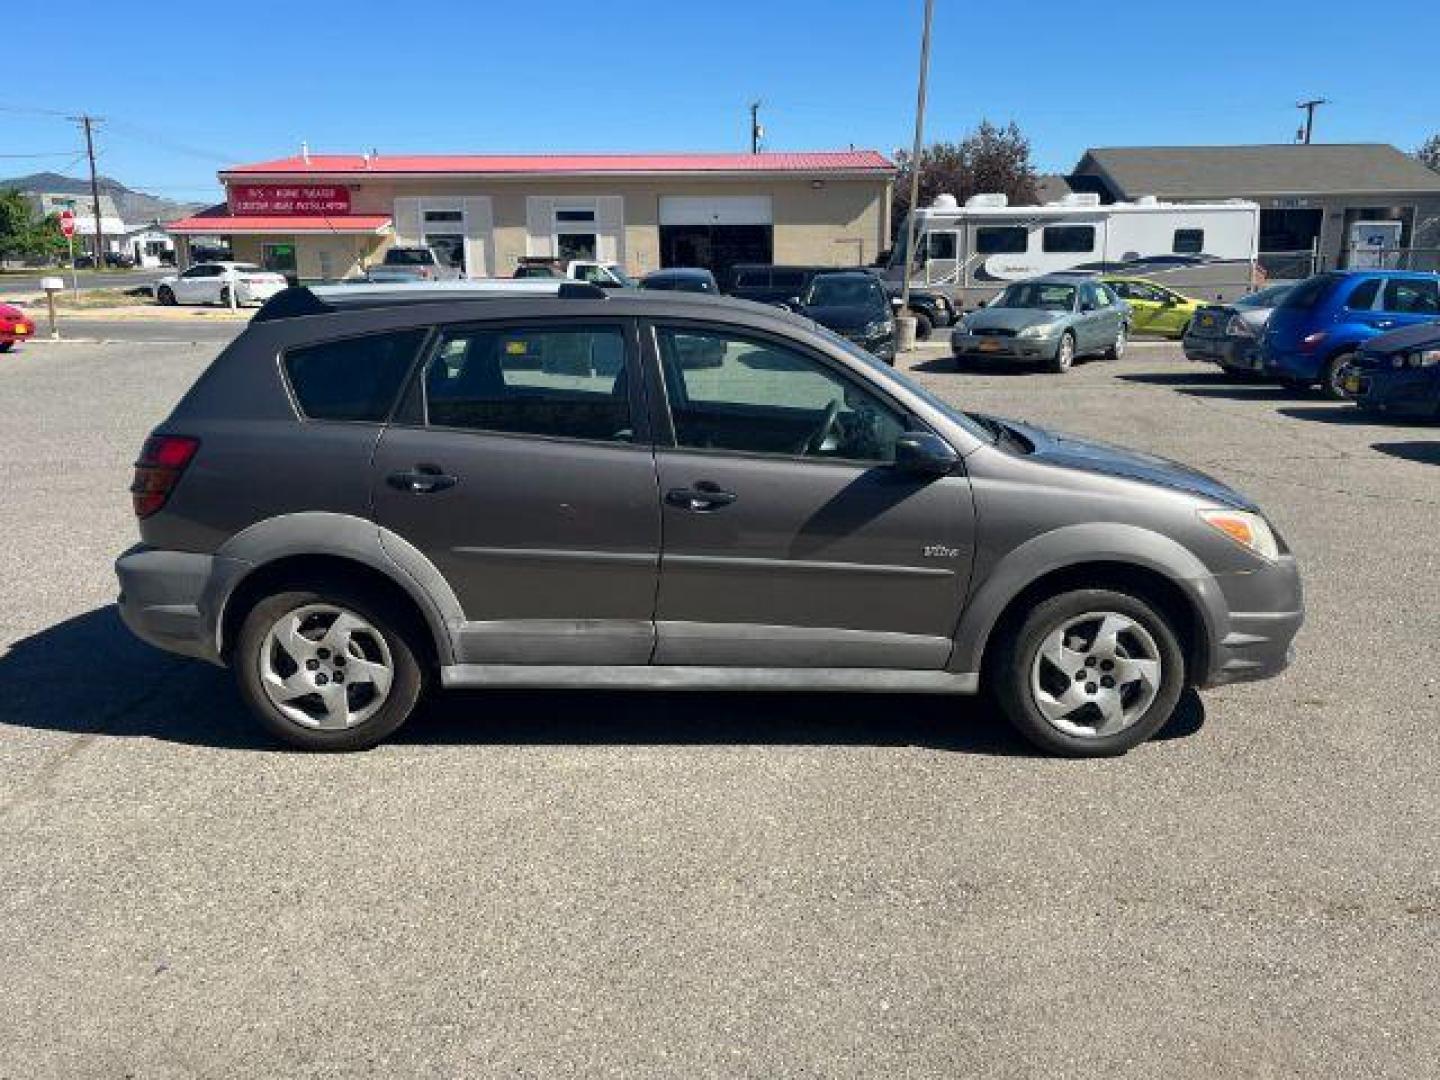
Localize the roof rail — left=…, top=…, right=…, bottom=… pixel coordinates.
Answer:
left=254, top=279, right=608, bottom=322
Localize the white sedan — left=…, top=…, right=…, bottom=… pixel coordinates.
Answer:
left=155, top=262, right=289, bottom=307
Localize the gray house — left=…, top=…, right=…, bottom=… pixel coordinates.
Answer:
left=1069, top=144, right=1440, bottom=273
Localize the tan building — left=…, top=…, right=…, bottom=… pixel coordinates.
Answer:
left=167, top=150, right=896, bottom=283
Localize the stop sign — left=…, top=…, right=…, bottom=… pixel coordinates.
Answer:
left=58, top=209, right=75, bottom=238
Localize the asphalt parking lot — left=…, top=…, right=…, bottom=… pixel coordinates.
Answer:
left=2, top=335, right=1436, bottom=1077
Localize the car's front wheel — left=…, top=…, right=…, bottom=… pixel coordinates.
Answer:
left=910, top=310, right=933, bottom=340
left=993, top=588, right=1186, bottom=756
left=1047, top=331, right=1076, bottom=373
left=234, top=588, right=425, bottom=751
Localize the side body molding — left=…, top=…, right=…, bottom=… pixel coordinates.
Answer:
left=208, top=511, right=465, bottom=664
left=947, top=521, right=1225, bottom=676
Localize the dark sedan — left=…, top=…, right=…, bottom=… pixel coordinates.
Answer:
left=639, top=268, right=719, bottom=293
left=794, top=271, right=896, bottom=363
left=1182, top=283, right=1293, bottom=376
left=1345, top=321, right=1440, bottom=419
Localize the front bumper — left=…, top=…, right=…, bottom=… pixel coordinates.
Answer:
left=1199, top=555, right=1304, bottom=688
left=1351, top=365, right=1440, bottom=417
left=951, top=332, right=1053, bottom=360
left=115, top=545, right=236, bottom=664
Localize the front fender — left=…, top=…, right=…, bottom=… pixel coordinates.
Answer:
left=948, top=521, right=1226, bottom=676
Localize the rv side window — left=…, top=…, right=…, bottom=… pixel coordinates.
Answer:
left=926, top=232, right=957, bottom=260
left=1173, top=229, right=1205, bottom=255
left=975, top=227, right=1027, bottom=255
left=1041, top=226, right=1095, bottom=254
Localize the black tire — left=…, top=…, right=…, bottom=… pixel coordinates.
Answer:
left=234, top=587, right=425, bottom=751
left=1320, top=351, right=1355, bottom=401
left=156, top=285, right=175, bottom=306
left=1046, top=331, right=1076, bottom=374
left=1104, top=323, right=1129, bottom=361
left=910, top=310, right=933, bottom=340
left=218, top=286, right=232, bottom=308
left=992, top=588, right=1186, bottom=757
left=0, top=341, right=13, bottom=353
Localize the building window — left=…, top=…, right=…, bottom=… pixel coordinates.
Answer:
left=557, top=233, right=598, bottom=261
left=1173, top=228, right=1205, bottom=255
left=975, top=226, right=1028, bottom=254
left=556, top=208, right=596, bottom=223
left=424, top=209, right=463, bottom=224
left=1042, top=225, right=1095, bottom=253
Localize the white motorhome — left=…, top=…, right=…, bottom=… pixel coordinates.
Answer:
left=885, top=192, right=1261, bottom=306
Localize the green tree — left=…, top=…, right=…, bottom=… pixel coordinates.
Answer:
left=0, top=191, right=73, bottom=265
left=1418, top=134, right=1440, bottom=173
left=891, top=120, right=1041, bottom=237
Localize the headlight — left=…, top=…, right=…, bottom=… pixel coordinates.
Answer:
left=1405, top=348, right=1440, bottom=368
left=863, top=319, right=889, bottom=338
left=1017, top=322, right=1059, bottom=339
left=1224, top=315, right=1257, bottom=339
left=1198, top=509, right=1280, bottom=561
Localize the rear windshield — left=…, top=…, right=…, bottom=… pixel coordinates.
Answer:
left=384, top=248, right=435, bottom=266
left=233, top=264, right=264, bottom=274
left=1235, top=283, right=1292, bottom=308
left=1278, top=274, right=1339, bottom=311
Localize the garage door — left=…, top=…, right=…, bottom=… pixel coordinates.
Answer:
left=659, top=196, right=773, bottom=227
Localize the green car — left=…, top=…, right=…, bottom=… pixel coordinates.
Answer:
left=1102, top=277, right=1202, bottom=338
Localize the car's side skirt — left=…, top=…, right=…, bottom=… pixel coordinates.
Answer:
left=439, top=665, right=980, bottom=695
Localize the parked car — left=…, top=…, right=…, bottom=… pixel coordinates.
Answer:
left=154, top=262, right=289, bottom=307
left=639, top=268, right=719, bottom=294
left=0, top=302, right=35, bottom=351
left=115, top=281, right=1302, bottom=757
left=792, top=270, right=896, bottom=362
left=726, top=265, right=837, bottom=306
left=373, top=246, right=460, bottom=282
left=513, top=258, right=634, bottom=288
left=951, top=275, right=1128, bottom=372
left=73, top=254, right=96, bottom=269
left=1182, top=283, right=1294, bottom=375
left=1102, top=277, right=1201, bottom=338
left=1262, top=270, right=1440, bottom=398
left=104, top=251, right=136, bottom=269
left=1343, top=320, right=1440, bottom=418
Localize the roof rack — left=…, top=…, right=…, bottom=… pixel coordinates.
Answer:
left=254, top=279, right=607, bottom=322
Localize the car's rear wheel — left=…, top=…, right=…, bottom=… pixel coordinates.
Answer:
left=910, top=310, right=933, bottom=340
left=1105, top=324, right=1128, bottom=360
left=1321, top=351, right=1356, bottom=401
left=218, top=286, right=232, bottom=308
left=235, top=588, right=425, bottom=751
left=0, top=342, right=13, bottom=353
left=1047, top=331, right=1076, bottom=373
left=156, top=285, right=175, bottom=306
left=993, top=588, right=1186, bottom=756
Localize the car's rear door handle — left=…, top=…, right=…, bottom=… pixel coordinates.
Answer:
left=387, top=464, right=458, bottom=494
left=665, top=481, right=737, bottom=512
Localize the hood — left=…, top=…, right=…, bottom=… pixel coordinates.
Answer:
left=992, top=415, right=1258, bottom=510
left=1359, top=319, right=1440, bottom=356
left=965, top=307, right=1066, bottom=333
left=803, top=304, right=886, bottom=331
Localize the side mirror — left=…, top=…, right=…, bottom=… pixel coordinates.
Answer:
left=893, top=431, right=959, bottom=477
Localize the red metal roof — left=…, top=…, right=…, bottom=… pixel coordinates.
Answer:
left=222, top=150, right=895, bottom=177
left=167, top=207, right=391, bottom=235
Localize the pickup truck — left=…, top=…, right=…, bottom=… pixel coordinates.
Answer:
left=366, top=246, right=461, bottom=282
left=513, top=258, right=635, bottom=288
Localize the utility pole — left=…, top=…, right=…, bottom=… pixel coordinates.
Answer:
left=897, top=0, right=935, bottom=348
left=749, top=101, right=763, bottom=154
left=1296, top=98, right=1328, bottom=144
left=68, top=114, right=107, bottom=264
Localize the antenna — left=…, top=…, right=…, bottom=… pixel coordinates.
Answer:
left=1296, top=98, right=1328, bottom=144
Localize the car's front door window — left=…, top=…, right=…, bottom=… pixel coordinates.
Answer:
left=655, top=327, right=906, bottom=463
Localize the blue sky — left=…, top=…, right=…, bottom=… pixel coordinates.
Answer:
left=5, top=0, right=1437, bottom=202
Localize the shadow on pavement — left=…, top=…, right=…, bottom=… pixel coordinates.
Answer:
left=1116, top=371, right=1308, bottom=401
left=0, top=606, right=1206, bottom=756
left=1275, top=405, right=1375, bottom=425
left=1372, top=441, right=1440, bottom=466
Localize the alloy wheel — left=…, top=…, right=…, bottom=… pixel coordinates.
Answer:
left=258, top=603, right=395, bottom=730
left=1056, top=334, right=1074, bottom=370
left=1028, top=611, right=1163, bottom=738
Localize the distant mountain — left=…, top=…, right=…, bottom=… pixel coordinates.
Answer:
left=0, top=171, right=207, bottom=225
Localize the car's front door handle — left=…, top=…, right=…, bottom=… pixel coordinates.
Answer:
left=387, top=464, right=458, bottom=494
left=665, top=481, right=737, bottom=512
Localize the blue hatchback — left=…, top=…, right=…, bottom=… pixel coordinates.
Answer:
left=1261, top=271, right=1440, bottom=398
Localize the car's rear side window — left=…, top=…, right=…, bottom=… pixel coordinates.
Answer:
left=1380, top=277, right=1440, bottom=314
left=283, top=329, right=427, bottom=422
left=423, top=325, right=633, bottom=443
left=1279, top=275, right=1339, bottom=310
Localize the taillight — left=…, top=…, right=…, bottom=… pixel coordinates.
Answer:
left=130, top=435, right=199, bottom=518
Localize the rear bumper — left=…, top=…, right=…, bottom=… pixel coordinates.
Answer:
left=1198, top=555, right=1304, bottom=688
left=1260, top=343, right=1321, bottom=381
left=115, top=545, right=234, bottom=664
left=1184, top=336, right=1261, bottom=370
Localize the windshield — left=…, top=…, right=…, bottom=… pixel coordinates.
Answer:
left=233, top=264, right=265, bottom=274
left=1235, top=283, right=1292, bottom=308
left=805, top=276, right=885, bottom=308
left=994, top=282, right=1076, bottom=311
left=605, top=264, right=636, bottom=287
left=385, top=249, right=434, bottom=266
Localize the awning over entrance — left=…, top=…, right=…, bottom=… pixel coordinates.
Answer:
left=167, top=204, right=391, bottom=235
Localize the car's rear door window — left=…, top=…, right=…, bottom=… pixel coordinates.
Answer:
left=423, top=325, right=635, bottom=443
left=283, top=328, right=428, bottom=422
